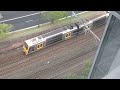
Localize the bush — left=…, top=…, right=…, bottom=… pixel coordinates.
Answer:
left=0, top=23, right=13, bottom=39
left=42, top=11, right=69, bottom=24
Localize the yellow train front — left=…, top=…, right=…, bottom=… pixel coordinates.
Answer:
left=23, top=37, right=44, bottom=55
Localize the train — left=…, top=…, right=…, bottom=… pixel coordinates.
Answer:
left=23, top=13, right=109, bottom=55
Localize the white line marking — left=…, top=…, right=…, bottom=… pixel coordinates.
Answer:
left=25, top=20, right=33, bottom=22
left=41, top=11, right=46, bottom=13
left=0, top=11, right=46, bottom=23
left=8, top=22, right=50, bottom=34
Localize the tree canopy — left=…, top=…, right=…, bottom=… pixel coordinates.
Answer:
left=42, top=11, right=69, bottom=24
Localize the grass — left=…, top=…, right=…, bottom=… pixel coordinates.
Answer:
left=64, top=59, right=93, bottom=79
left=0, top=32, right=6, bottom=39
left=0, top=11, right=103, bottom=42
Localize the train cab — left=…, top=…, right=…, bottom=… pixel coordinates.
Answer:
left=23, top=36, right=44, bottom=55
left=23, top=42, right=29, bottom=55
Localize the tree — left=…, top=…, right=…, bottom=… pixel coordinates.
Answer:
left=0, top=23, right=13, bottom=39
left=42, top=11, right=69, bottom=24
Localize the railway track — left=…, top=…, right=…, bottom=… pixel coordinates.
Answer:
left=0, top=24, right=103, bottom=66
left=0, top=25, right=104, bottom=67
left=50, top=50, right=96, bottom=79
left=0, top=25, right=105, bottom=78
left=25, top=46, right=97, bottom=79
left=0, top=37, right=97, bottom=78
left=22, top=31, right=103, bottom=79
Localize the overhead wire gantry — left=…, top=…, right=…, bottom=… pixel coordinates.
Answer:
left=71, top=11, right=101, bottom=42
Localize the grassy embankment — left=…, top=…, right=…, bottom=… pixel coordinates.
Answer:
left=64, top=59, right=93, bottom=79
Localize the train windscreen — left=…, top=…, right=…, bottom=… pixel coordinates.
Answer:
left=24, top=42, right=28, bottom=50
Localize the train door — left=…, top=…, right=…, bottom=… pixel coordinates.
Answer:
left=65, top=32, right=71, bottom=40
left=37, top=43, right=43, bottom=50
left=29, top=46, right=35, bottom=53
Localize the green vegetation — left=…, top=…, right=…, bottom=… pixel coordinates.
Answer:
left=42, top=11, right=69, bottom=24
left=0, top=23, right=13, bottom=39
left=78, top=60, right=92, bottom=79
left=65, top=60, right=93, bottom=79
left=0, top=11, right=100, bottom=42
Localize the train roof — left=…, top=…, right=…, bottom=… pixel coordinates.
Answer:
left=42, top=26, right=67, bottom=38
left=25, top=24, right=76, bottom=47
left=25, top=21, right=93, bottom=47
left=25, top=36, right=44, bottom=47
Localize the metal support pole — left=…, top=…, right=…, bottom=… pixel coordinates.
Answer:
left=71, top=11, right=100, bottom=42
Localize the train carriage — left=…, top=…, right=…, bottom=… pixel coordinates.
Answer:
left=23, top=13, right=109, bottom=55
left=23, top=23, right=83, bottom=55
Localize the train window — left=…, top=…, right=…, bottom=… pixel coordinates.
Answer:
left=37, top=43, right=43, bottom=50
left=69, top=33, right=71, bottom=36
left=65, top=32, right=71, bottom=39
left=29, top=46, right=34, bottom=52
left=46, top=34, right=63, bottom=46
left=70, top=25, right=73, bottom=29
left=24, top=42, right=28, bottom=50
left=66, top=33, right=69, bottom=37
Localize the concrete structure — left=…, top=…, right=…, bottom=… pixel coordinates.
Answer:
left=88, top=11, right=120, bottom=79
left=0, top=13, right=3, bottom=19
